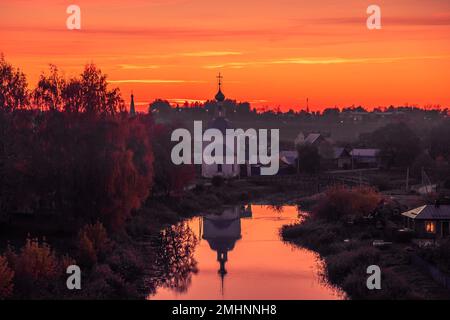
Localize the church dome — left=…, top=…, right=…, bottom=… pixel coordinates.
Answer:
left=215, top=89, right=225, bottom=102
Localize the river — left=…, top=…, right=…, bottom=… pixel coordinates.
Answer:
left=149, top=204, right=344, bottom=300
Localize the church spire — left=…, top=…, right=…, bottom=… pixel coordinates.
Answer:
left=215, top=73, right=225, bottom=102
left=130, top=92, right=136, bottom=116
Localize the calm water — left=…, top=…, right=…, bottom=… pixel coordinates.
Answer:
left=149, top=205, right=344, bottom=300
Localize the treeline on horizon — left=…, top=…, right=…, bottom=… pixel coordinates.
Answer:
left=0, top=54, right=447, bottom=117
left=150, top=98, right=448, bottom=118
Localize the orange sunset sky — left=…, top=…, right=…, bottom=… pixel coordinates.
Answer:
left=1, top=0, right=450, bottom=112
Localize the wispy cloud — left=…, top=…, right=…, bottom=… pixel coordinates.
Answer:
left=204, top=62, right=254, bottom=69
left=309, top=15, right=450, bottom=26
left=204, top=55, right=450, bottom=68
left=108, top=79, right=205, bottom=84
left=167, top=98, right=208, bottom=105
left=117, top=64, right=160, bottom=70
left=182, top=51, right=242, bottom=57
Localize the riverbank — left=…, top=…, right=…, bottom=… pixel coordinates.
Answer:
left=281, top=192, right=450, bottom=300
left=0, top=175, right=315, bottom=299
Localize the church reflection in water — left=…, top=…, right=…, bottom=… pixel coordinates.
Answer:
left=199, top=205, right=252, bottom=294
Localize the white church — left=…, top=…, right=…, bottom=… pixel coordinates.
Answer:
left=201, top=74, right=252, bottom=178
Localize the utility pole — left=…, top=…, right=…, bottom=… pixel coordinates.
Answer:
left=405, top=167, right=410, bottom=192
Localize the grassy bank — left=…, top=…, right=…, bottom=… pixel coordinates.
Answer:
left=0, top=175, right=315, bottom=299
left=282, top=187, right=450, bottom=300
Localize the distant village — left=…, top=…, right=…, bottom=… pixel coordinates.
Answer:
left=149, top=76, right=450, bottom=248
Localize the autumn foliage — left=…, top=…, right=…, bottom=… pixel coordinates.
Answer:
left=0, top=256, right=14, bottom=299
left=152, top=124, right=195, bottom=196
left=3, top=238, right=75, bottom=298
left=77, top=222, right=111, bottom=267
left=0, top=56, right=203, bottom=231
left=0, top=110, right=155, bottom=229
left=314, top=186, right=383, bottom=221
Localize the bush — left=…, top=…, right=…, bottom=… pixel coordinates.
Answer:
left=297, top=144, right=321, bottom=173
left=0, top=256, right=14, bottom=299
left=106, top=246, right=145, bottom=282
left=371, top=175, right=390, bottom=191
left=421, top=238, right=450, bottom=274
left=212, top=175, right=224, bottom=187
left=9, top=238, right=60, bottom=282
left=341, top=267, right=416, bottom=300
left=325, top=246, right=380, bottom=284
left=81, top=264, right=139, bottom=299
left=444, top=179, right=450, bottom=189
left=193, top=183, right=205, bottom=193
left=4, top=238, right=75, bottom=298
left=313, top=186, right=382, bottom=222
left=77, top=222, right=111, bottom=267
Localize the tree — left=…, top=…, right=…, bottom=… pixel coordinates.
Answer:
left=314, top=186, right=382, bottom=221
left=152, top=123, right=195, bottom=196
left=32, top=63, right=124, bottom=115
left=0, top=55, right=29, bottom=111
left=297, top=144, right=321, bottom=173
left=0, top=256, right=14, bottom=299
left=322, top=107, right=340, bottom=119
left=61, top=78, right=83, bottom=113
left=33, top=65, right=65, bottom=111
left=428, top=120, right=450, bottom=161
left=367, top=122, right=421, bottom=168
left=149, top=99, right=172, bottom=115
left=79, top=64, right=124, bottom=115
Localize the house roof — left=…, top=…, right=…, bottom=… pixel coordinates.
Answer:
left=330, top=147, right=350, bottom=160
left=350, top=148, right=380, bottom=157
left=304, top=133, right=323, bottom=145
left=401, top=205, right=450, bottom=220
left=280, top=151, right=297, bottom=165
left=319, top=147, right=350, bottom=160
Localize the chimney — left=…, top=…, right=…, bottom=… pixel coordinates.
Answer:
left=435, top=199, right=441, bottom=208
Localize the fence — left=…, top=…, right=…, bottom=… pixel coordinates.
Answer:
left=411, top=254, right=450, bottom=290
left=246, top=173, right=369, bottom=195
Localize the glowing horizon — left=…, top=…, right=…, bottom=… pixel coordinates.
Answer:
left=1, top=0, right=450, bottom=112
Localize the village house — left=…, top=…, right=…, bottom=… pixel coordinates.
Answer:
left=297, top=133, right=351, bottom=170
left=350, top=148, right=381, bottom=168
left=322, top=147, right=352, bottom=170
left=291, top=132, right=352, bottom=171
left=279, top=150, right=298, bottom=174
left=401, top=204, right=450, bottom=239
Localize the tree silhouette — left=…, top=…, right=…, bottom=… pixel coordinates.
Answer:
left=70, top=64, right=124, bottom=115
left=297, top=144, right=321, bottom=173
left=32, top=63, right=124, bottom=115
left=367, top=122, right=421, bottom=168
left=154, top=222, right=198, bottom=293
left=33, top=64, right=65, bottom=111
left=62, top=78, right=83, bottom=113
left=0, top=54, right=29, bottom=111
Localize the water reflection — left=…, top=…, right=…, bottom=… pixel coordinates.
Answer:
left=153, top=223, right=198, bottom=293
left=150, top=205, right=344, bottom=300
left=201, top=205, right=252, bottom=295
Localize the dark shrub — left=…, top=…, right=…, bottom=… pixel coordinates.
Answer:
left=325, top=246, right=380, bottom=284
left=212, top=175, right=224, bottom=187
left=313, top=186, right=382, bottom=222
left=193, top=183, right=205, bottom=193
left=444, top=179, right=450, bottom=189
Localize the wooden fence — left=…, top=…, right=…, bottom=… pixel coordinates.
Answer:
left=411, top=254, right=450, bottom=291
